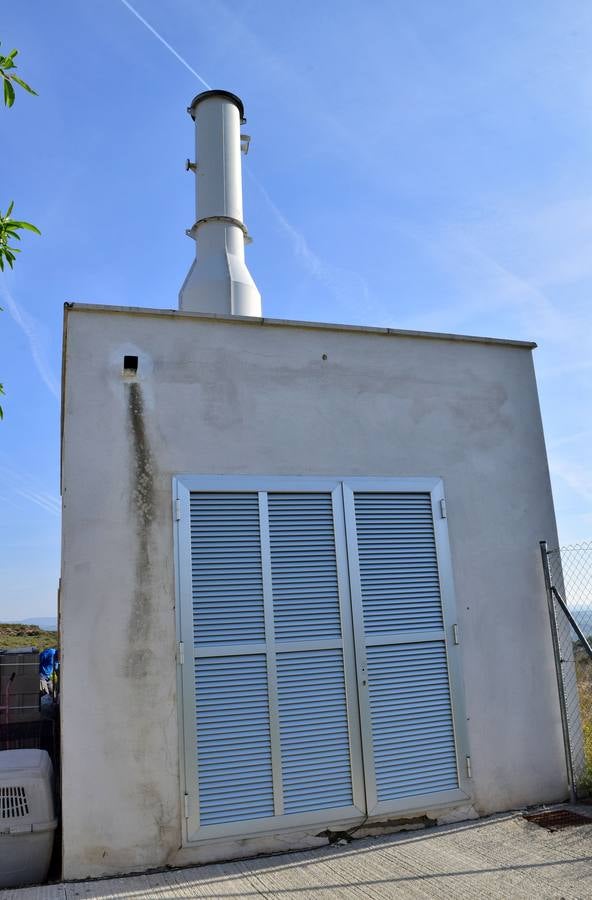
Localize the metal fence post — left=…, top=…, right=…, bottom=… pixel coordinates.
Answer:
left=540, top=540, right=576, bottom=802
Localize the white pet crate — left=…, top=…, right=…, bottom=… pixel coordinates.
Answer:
left=0, top=749, right=57, bottom=888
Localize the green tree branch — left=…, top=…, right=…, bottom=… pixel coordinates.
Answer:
left=0, top=201, right=41, bottom=271
left=0, top=44, right=37, bottom=107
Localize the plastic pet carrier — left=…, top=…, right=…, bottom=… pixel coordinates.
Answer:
left=0, top=749, right=57, bottom=888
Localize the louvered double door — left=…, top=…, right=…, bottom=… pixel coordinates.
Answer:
left=175, top=477, right=469, bottom=840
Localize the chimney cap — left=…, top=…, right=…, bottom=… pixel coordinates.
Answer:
left=187, top=90, right=246, bottom=124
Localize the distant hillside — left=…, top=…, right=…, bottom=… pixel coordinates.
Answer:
left=20, top=617, right=57, bottom=631
left=0, top=623, right=58, bottom=651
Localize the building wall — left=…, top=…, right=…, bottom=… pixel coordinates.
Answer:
left=60, top=305, right=565, bottom=879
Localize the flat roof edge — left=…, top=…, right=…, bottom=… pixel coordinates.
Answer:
left=62, top=303, right=537, bottom=350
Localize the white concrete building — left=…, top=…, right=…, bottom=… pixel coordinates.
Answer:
left=59, top=91, right=566, bottom=880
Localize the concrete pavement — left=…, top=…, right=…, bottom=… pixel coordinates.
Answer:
left=5, top=810, right=592, bottom=899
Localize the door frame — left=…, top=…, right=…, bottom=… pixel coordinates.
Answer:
left=173, top=475, right=472, bottom=844
left=174, top=475, right=367, bottom=842
left=342, top=477, right=471, bottom=817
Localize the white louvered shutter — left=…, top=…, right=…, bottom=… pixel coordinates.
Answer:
left=182, top=483, right=364, bottom=837
left=191, top=493, right=274, bottom=826
left=177, top=476, right=467, bottom=837
left=344, top=487, right=462, bottom=816
left=268, top=493, right=359, bottom=816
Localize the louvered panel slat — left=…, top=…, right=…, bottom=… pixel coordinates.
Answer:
left=195, top=655, right=274, bottom=825
left=367, top=643, right=458, bottom=802
left=190, top=493, right=265, bottom=645
left=269, top=493, right=342, bottom=641
left=354, top=492, right=443, bottom=634
left=277, top=649, right=353, bottom=814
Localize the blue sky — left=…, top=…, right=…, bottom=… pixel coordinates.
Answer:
left=1, top=0, right=591, bottom=619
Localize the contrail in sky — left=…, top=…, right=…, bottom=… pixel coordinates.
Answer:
left=117, top=0, right=367, bottom=310
left=0, top=281, right=60, bottom=401
left=0, top=461, right=61, bottom=516
left=118, top=0, right=211, bottom=89
left=248, top=170, right=371, bottom=309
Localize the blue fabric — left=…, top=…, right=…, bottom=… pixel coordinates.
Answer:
left=39, top=647, right=58, bottom=679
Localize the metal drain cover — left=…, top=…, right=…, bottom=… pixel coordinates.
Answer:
left=524, top=809, right=592, bottom=831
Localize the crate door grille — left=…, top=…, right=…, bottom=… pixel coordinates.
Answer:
left=346, top=490, right=460, bottom=813
left=187, top=487, right=362, bottom=832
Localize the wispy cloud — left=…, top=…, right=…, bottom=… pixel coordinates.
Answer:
left=0, top=462, right=61, bottom=517
left=0, top=492, right=24, bottom=513
left=456, top=241, right=567, bottom=339
left=0, top=281, right=60, bottom=400
left=248, top=170, right=371, bottom=314
left=548, top=430, right=592, bottom=451
left=195, top=0, right=353, bottom=150
left=550, top=456, right=592, bottom=505
left=14, top=488, right=61, bottom=517
left=538, top=359, right=592, bottom=380
left=390, top=217, right=581, bottom=345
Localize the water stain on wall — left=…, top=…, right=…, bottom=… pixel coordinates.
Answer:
left=126, top=381, right=155, bottom=680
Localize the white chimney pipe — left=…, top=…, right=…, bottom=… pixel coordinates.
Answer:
left=179, top=90, right=262, bottom=317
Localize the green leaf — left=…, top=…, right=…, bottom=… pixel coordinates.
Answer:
left=11, top=75, right=37, bottom=96
left=3, top=78, right=14, bottom=107
left=12, top=220, right=41, bottom=235
left=6, top=200, right=14, bottom=217
left=0, top=49, right=17, bottom=69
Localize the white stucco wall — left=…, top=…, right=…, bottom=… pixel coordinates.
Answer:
left=60, top=305, right=566, bottom=879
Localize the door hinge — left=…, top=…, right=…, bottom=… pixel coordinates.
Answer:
left=184, top=793, right=190, bottom=818
left=178, top=641, right=185, bottom=665
left=452, top=624, right=460, bottom=645
left=466, top=755, right=472, bottom=778
left=174, top=498, right=181, bottom=521
left=439, top=498, right=447, bottom=519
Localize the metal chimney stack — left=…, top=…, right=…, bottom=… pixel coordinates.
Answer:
left=179, top=90, right=262, bottom=317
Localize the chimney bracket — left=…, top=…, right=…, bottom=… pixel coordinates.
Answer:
left=185, top=215, right=252, bottom=244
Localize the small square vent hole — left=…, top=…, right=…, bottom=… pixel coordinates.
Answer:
left=523, top=809, right=592, bottom=831
left=123, top=355, right=138, bottom=375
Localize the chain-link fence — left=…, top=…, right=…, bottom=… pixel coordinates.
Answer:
left=542, top=540, right=592, bottom=800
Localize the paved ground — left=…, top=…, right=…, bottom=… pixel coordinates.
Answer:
left=5, top=810, right=592, bottom=899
